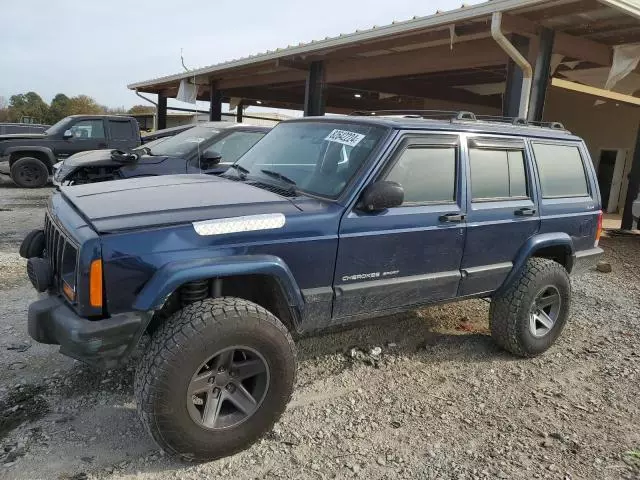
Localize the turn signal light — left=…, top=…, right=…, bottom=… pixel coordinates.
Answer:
left=62, top=281, right=76, bottom=302
left=89, top=259, right=103, bottom=308
left=595, top=210, right=603, bottom=247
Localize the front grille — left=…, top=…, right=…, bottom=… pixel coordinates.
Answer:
left=43, top=213, right=78, bottom=293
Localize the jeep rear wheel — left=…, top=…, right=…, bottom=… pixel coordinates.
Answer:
left=489, top=258, right=571, bottom=357
left=134, top=297, right=296, bottom=462
left=10, top=157, right=49, bottom=188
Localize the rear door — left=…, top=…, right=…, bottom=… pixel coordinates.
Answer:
left=107, top=119, right=138, bottom=150
left=459, top=134, right=540, bottom=296
left=333, top=132, right=467, bottom=320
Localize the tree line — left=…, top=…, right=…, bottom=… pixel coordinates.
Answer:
left=0, top=92, right=155, bottom=125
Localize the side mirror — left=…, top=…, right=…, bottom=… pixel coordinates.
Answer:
left=63, top=129, right=73, bottom=139
left=202, top=150, right=222, bottom=165
left=359, top=180, right=404, bottom=212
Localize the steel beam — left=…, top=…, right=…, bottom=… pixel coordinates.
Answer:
left=528, top=27, right=555, bottom=121
left=236, top=102, right=243, bottom=123
left=304, top=61, right=326, bottom=116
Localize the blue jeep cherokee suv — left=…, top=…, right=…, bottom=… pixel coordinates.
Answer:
left=23, top=112, right=603, bottom=461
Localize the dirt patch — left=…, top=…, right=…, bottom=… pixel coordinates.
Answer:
left=0, top=384, right=49, bottom=441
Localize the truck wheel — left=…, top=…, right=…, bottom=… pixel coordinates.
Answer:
left=134, top=297, right=296, bottom=462
left=10, top=157, right=49, bottom=188
left=490, top=258, right=571, bottom=357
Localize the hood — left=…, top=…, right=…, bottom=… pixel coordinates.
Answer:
left=0, top=133, right=48, bottom=141
left=64, top=149, right=168, bottom=168
left=61, top=174, right=301, bottom=233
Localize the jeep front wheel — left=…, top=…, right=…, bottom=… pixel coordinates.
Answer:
left=134, top=297, right=296, bottom=462
left=489, top=258, right=571, bottom=357
left=10, top=157, right=49, bottom=188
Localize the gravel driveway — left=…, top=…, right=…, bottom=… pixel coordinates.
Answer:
left=0, top=179, right=638, bottom=480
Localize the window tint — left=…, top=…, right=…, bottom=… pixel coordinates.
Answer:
left=385, top=146, right=456, bottom=204
left=70, top=120, right=105, bottom=139
left=108, top=120, right=134, bottom=140
left=532, top=143, right=589, bottom=197
left=470, top=148, right=528, bottom=200
left=203, top=131, right=265, bottom=163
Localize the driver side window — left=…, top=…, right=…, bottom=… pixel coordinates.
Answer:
left=70, top=120, right=105, bottom=139
left=384, top=145, right=457, bottom=205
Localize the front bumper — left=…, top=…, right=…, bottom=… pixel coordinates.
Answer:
left=28, top=295, right=151, bottom=368
left=572, top=247, right=604, bottom=274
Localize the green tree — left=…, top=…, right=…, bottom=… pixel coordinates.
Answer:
left=0, top=96, right=9, bottom=122
left=47, top=93, right=71, bottom=123
left=8, top=91, right=49, bottom=123
left=66, top=95, right=105, bottom=115
left=128, top=104, right=155, bottom=114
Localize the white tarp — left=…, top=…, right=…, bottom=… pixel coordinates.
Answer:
left=605, top=43, right=640, bottom=90
left=177, top=79, right=198, bottom=104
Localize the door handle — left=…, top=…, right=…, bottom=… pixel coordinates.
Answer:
left=439, top=213, right=466, bottom=223
left=514, top=207, right=536, bottom=216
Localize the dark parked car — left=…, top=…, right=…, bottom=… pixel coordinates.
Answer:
left=141, top=124, right=196, bottom=143
left=0, top=115, right=140, bottom=188
left=0, top=123, right=49, bottom=135
left=53, top=122, right=269, bottom=185
left=22, top=112, right=603, bottom=461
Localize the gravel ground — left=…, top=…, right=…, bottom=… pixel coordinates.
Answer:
left=0, top=180, right=639, bottom=480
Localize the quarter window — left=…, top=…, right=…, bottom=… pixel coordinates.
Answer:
left=531, top=143, right=589, bottom=198
left=108, top=120, right=134, bottom=140
left=470, top=148, right=528, bottom=200
left=385, top=146, right=456, bottom=204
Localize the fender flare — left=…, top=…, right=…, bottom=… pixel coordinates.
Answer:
left=498, top=232, right=575, bottom=292
left=6, top=146, right=57, bottom=169
left=132, top=254, right=305, bottom=315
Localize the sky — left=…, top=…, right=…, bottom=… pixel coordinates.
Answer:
left=0, top=0, right=484, bottom=113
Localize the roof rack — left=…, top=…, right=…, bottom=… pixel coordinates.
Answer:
left=349, top=110, right=566, bottom=130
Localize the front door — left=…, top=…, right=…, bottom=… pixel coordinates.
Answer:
left=333, top=133, right=466, bottom=320
left=57, top=119, right=107, bottom=158
left=458, top=135, right=540, bottom=296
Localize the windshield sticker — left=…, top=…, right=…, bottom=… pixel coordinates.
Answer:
left=325, top=129, right=365, bottom=147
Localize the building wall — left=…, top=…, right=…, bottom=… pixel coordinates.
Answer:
left=543, top=86, right=640, bottom=213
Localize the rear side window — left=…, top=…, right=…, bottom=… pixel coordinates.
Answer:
left=385, top=146, right=456, bottom=204
left=108, top=120, right=135, bottom=140
left=531, top=143, right=589, bottom=198
left=470, top=148, right=528, bottom=200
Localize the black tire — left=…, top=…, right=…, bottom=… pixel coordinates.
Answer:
left=134, top=297, right=296, bottom=462
left=10, top=157, right=49, bottom=188
left=490, top=258, right=571, bottom=357
left=19, top=229, right=45, bottom=259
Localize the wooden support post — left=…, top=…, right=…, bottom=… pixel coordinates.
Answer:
left=502, top=34, right=530, bottom=118
left=236, top=102, right=243, bottom=123
left=304, top=61, right=326, bottom=116
left=621, top=123, right=640, bottom=230
left=528, top=28, right=555, bottom=122
left=157, top=93, right=167, bottom=130
left=209, top=80, right=222, bottom=121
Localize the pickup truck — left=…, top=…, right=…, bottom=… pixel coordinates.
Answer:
left=0, top=115, right=140, bottom=188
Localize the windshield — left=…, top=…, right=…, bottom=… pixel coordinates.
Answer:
left=149, top=125, right=221, bottom=157
left=228, top=122, right=387, bottom=198
left=45, top=118, right=73, bottom=135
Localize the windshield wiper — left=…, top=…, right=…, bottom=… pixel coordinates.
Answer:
left=260, top=169, right=297, bottom=186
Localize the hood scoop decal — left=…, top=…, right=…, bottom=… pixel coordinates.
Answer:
left=193, top=213, right=286, bottom=236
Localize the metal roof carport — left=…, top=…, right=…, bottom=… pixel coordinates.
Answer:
left=129, top=0, right=640, bottom=229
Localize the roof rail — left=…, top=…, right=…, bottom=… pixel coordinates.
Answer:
left=349, top=110, right=567, bottom=130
